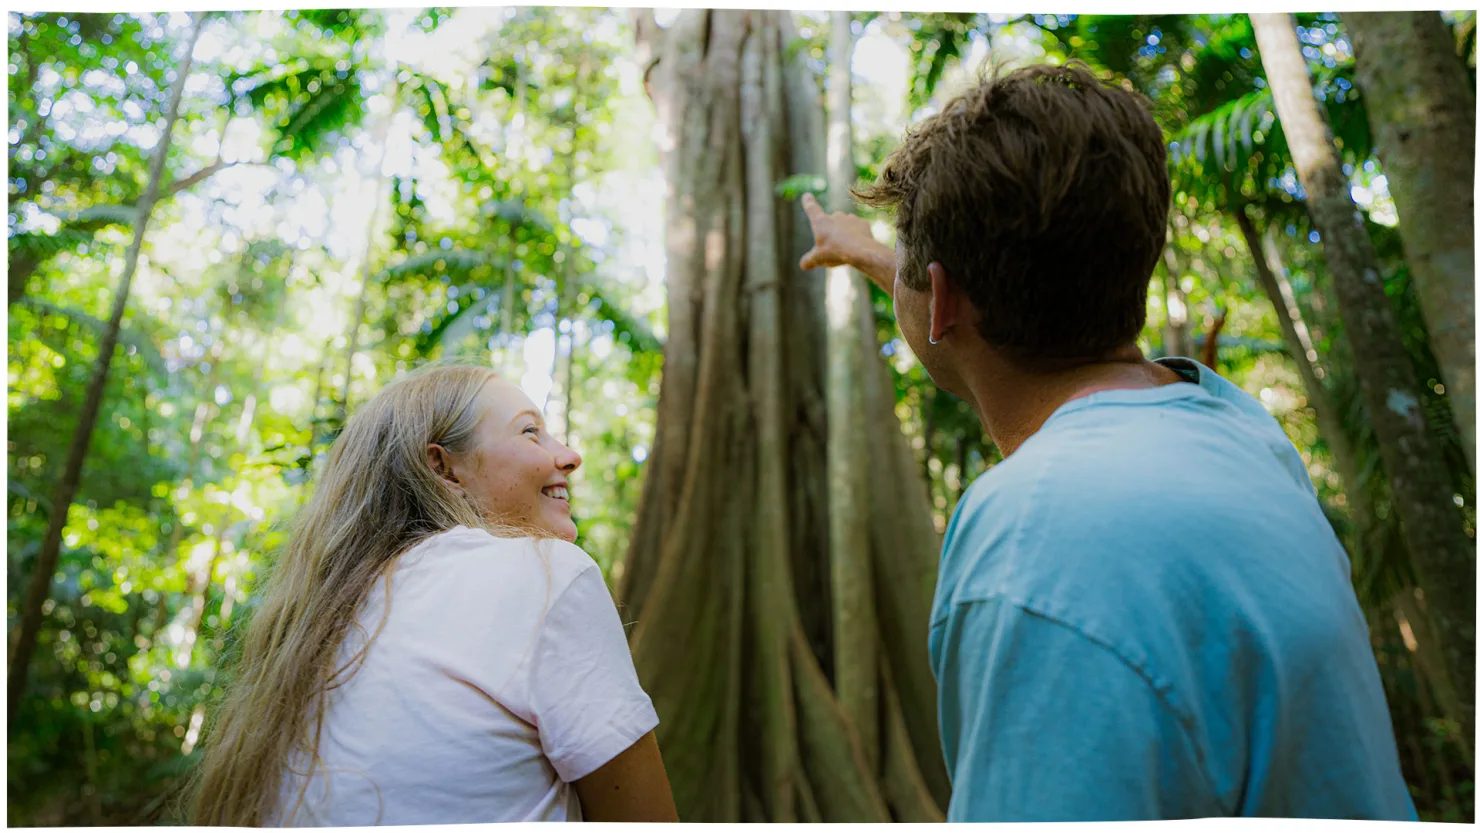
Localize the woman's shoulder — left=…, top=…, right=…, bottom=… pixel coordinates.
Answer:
left=399, top=525, right=600, bottom=594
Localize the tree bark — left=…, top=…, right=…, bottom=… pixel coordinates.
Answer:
left=1161, top=245, right=1189, bottom=357
left=1251, top=11, right=1475, bottom=747
left=824, top=9, right=879, bottom=774
left=1234, top=207, right=1373, bottom=539
left=1393, top=586, right=1473, bottom=763
left=150, top=357, right=221, bottom=640
left=1344, top=11, right=1477, bottom=473
left=175, top=511, right=230, bottom=669
left=618, top=9, right=947, bottom=821
left=7, top=14, right=206, bottom=731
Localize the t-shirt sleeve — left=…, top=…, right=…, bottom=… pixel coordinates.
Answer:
left=524, top=558, right=660, bottom=783
left=932, top=597, right=1221, bottom=821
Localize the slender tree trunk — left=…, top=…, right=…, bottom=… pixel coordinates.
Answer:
left=175, top=511, right=230, bottom=669
left=1161, top=245, right=1189, bottom=357
left=560, top=318, right=577, bottom=446
left=497, top=245, right=519, bottom=372
left=1345, top=11, right=1476, bottom=473
left=8, top=150, right=230, bottom=308
left=619, top=10, right=946, bottom=821
left=1394, top=587, right=1473, bottom=763
left=150, top=358, right=220, bottom=640
left=172, top=320, right=275, bottom=665
left=824, top=9, right=879, bottom=774
left=1234, top=207, right=1373, bottom=536
left=7, top=15, right=205, bottom=730
left=1252, top=11, right=1475, bottom=747
left=953, top=435, right=968, bottom=506
left=557, top=155, right=579, bottom=446
left=336, top=82, right=397, bottom=426
left=920, top=390, right=937, bottom=486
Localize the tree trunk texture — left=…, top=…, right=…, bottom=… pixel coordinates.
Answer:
left=824, top=10, right=880, bottom=774
left=1160, top=245, right=1189, bottom=357
left=1234, top=208, right=1374, bottom=539
left=1344, top=11, right=1477, bottom=474
left=1252, top=11, right=1476, bottom=748
left=619, top=9, right=947, bottom=821
left=1393, top=586, right=1473, bottom=763
left=7, top=14, right=205, bottom=731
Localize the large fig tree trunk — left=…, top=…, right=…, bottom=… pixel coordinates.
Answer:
left=1251, top=11, right=1476, bottom=749
left=620, top=9, right=948, bottom=822
left=1344, top=11, right=1476, bottom=473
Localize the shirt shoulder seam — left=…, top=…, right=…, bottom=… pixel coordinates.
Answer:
left=957, top=595, right=1230, bottom=815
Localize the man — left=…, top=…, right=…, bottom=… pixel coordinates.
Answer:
left=799, top=63, right=1415, bottom=821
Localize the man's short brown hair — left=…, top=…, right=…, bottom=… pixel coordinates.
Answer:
left=856, top=62, right=1170, bottom=367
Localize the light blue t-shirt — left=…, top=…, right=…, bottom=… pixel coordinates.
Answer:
left=929, top=359, right=1416, bottom=821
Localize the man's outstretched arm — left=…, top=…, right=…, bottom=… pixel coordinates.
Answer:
left=798, top=193, right=897, bottom=299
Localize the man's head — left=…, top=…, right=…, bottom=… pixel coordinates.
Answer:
left=856, top=62, right=1170, bottom=388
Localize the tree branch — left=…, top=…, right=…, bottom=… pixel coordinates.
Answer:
left=162, top=159, right=233, bottom=198
left=630, top=8, right=664, bottom=97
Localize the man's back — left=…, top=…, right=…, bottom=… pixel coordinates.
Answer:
left=930, top=359, right=1416, bottom=821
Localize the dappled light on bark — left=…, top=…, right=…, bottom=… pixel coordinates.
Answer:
left=620, top=9, right=948, bottom=821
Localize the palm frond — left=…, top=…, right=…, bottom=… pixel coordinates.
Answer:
left=1166, top=65, right=1368, bottom=209
left=42, top=203, right=140, bottom=227
left=9, top=228, right=107, bottom=260
left=583, top=281, right=662, bottom=355
left=230, top=60, right=367, bottom=162
left=482, top=199, right=555, bottom=233
left=20, top=298, right=168, bottom=375
left=377, top=248, right=490, bottom=282
left=432, top=289, right=501, bottom=352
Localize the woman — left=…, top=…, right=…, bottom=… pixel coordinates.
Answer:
left=190, top=364, right=678, bottom=825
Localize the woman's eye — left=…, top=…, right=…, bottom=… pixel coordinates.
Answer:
left=524, top=426, right=540, bottom=437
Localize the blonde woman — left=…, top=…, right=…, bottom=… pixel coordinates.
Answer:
left=190, top=364, right=678, bottom=825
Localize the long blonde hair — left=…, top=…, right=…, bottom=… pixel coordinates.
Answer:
left=189, top=363, right=531, bottom=825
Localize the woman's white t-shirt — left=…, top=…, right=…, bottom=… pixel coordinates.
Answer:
left=272, top=526, right=659, bottom=825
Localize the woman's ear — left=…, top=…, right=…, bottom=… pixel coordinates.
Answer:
left=427, top=443, right=461, bottom=486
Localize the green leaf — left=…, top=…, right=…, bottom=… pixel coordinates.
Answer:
left=775, top=174, right=827, bottom=201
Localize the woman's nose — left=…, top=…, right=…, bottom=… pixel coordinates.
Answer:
left=556, top=444, right=582, bottom=473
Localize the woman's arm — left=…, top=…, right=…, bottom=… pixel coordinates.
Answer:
left=798, top=192, right=898, bottom=299
left=573, top=731, right=678, bottom=822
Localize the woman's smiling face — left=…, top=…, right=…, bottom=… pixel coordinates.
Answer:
left=431, top=378, right=582, bottom=541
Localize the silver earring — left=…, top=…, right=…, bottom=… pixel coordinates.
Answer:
left=929, top=334, right=940, bottom=345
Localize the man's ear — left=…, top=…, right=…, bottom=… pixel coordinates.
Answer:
left=427, top=443, right=461, bottom=486
left=926, top=261, right=962, bottom=344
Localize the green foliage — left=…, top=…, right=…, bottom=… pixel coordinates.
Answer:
left=8, top=8, right=1471, bottom=825
left=227, top=58, right=367, bottom=163
left=775, top=173, right=827, bottom=201
left=902, top=13, right=979, bottom=110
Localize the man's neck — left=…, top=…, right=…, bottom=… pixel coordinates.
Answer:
left=963, top=347, right=1185, bottom=458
